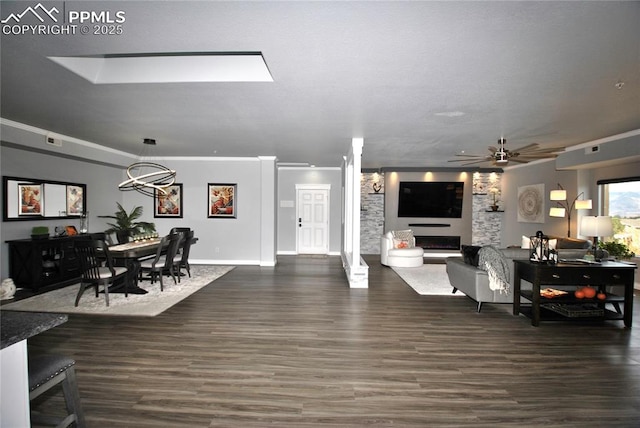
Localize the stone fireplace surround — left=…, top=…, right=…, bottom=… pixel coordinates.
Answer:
left=361, top=171, right=502, bottom=255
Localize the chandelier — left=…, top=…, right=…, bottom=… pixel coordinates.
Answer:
left=118, top=139, right=176, bottom=197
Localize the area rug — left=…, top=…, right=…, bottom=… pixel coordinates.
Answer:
left=392, top=263, right=461, bottom=296
left=1, top=265, right=234, bottom=317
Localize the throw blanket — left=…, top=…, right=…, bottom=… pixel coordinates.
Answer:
left=478, top=245, right=510, bottom=294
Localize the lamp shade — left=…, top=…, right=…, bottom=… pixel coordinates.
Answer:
left=550, top=189, right=567, bottom=201
left=580, top=216, right=613, bottom=238
left=549, top=207, right=566, bottom=217
left=575, top=199, right=593, bottom=210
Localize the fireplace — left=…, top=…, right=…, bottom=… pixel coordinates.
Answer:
left=415, top=235, right=461, bottom=251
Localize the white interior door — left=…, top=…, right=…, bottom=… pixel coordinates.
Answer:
left=296, top=186, right=330, bottom=254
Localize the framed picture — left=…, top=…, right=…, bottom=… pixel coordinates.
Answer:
left=154, top=184, right=183, bottom=218
left=208, top=183, right=236, bottom=218
left=517, top=183, right=545, bottom=223
left=18, top=183, right=43, bottom=216
left=66, top=185, right=84, bottom=215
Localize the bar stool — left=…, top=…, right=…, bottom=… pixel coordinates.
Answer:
left=28, top=354, right=86, bottom=428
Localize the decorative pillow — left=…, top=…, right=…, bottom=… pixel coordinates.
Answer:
left=461, top=245, right=482, bottom=266
left=393, top=238, right=411, bottom=249
left=556, top=237, right=592, bottom=249
left=392, top=229, right=414, bottom=241
left=392, top=230, right=414, bottom=248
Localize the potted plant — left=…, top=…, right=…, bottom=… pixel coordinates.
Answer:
left=489, top=188, right=500, bottom=211
left=31, top=226, right=49, bottom=240
left=98, top=203, right=155, bottom=243
left=599, top=240, right=635, bottom=260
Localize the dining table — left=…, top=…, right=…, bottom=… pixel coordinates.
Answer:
left=107, top=238, right=165, bottom=294
left=107, top=235, right=198, bottom=294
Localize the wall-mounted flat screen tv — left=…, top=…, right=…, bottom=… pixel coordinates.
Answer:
left=398, top=181, right=464, bottom=218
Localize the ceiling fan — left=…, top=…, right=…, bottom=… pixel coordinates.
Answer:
left=448, top=138, right=565, bottom=166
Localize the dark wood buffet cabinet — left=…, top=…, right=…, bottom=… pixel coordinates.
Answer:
left=6, top=234, right=102, bottom=291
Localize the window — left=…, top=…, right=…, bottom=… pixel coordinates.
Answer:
left=599, top=177, right=640, bottom=256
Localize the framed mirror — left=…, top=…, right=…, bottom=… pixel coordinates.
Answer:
left=3, top=176, right=87, bottom=221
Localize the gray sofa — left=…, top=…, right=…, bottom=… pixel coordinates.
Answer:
left=445, top=238, right=595, bottom=312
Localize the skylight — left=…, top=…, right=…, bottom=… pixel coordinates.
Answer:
left=48, top=52, right=273, bottom=84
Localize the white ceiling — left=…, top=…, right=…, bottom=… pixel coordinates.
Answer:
left=1, top=1, right=639, bottom=168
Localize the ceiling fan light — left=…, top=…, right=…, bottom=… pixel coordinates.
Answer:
left=494, top=150, right=509, bottom=165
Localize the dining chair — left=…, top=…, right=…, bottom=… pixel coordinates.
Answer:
left=177, top=230, right=195, bottom=278
left=169, top=227, right=191, bottom=236
left=74, top=239, right=129, bottom=307
left=28, top=353, right=86, bottom=428
left=170, top=227, right=192, bottom=279
left=138, top=232, right=181, bottom=291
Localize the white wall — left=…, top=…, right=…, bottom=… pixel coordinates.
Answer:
left=500, top=157, right=640, bottom=247
left=277, top=167, right=343, bottom=254
left=1, top=124, right=278, bottom=279
left=500, top=161, right=577, bottom=246
left=123, top=157, right=273, bottom=265
left=1, top=145, right=125, bottom=276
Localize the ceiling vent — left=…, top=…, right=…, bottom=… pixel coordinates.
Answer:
left=45, top=134, right=62, bottom=147
left=585, top=145, right=600, bottom=155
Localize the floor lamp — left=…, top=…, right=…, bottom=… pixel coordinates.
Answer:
left=549, top=185, right=592, bottom=238
left=580, top=215, right=613, bottom=261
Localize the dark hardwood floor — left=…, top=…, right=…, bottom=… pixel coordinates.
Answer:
left=24, top=255, right=640, bottom=427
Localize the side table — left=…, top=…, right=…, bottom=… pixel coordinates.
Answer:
left=512, top=260, right=636, bottom=327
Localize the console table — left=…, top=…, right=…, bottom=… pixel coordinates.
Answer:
left=6, top=234, right=103, bottom=291
left=513, top=260, right=636, bottom=327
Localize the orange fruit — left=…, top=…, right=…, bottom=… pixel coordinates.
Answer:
left=574, top=289, right=585, bottom=299
left=582, top=287, right=596, bottom=299
left=597, top=292, right=607, bottom=300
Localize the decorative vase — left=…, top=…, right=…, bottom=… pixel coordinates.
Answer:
left=79, top=212, right=89, bottom=234
left=490, top=204, right=499, bottom=211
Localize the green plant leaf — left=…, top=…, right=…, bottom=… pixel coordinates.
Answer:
left=98, top=203, right=156, bottom=234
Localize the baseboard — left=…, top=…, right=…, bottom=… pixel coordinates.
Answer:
left=190, top=259, right=261, bottom=266
left=277, top=251, right=342, bottom=256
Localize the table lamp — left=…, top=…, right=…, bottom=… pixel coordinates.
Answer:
left=580, top=215, right=613, bottom=261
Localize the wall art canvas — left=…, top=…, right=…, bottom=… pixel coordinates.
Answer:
left=208, top=183, right=236, bottom=218
left=517, top=183, right=544, bottom=223
left=66, top=185, right=84, bottom=215
left=18, top=183, right=43, bottom=216
left=155, top=184, right=183, bottom=218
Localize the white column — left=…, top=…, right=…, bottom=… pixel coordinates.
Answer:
left=259, top=156, right=277, bottom=266
left=342, top=138, right=368, bottom=288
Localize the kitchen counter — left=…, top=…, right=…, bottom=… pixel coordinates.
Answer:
left=1, top=311, right=68, bottom=349
left=1, top=310, right=68, bottom=427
